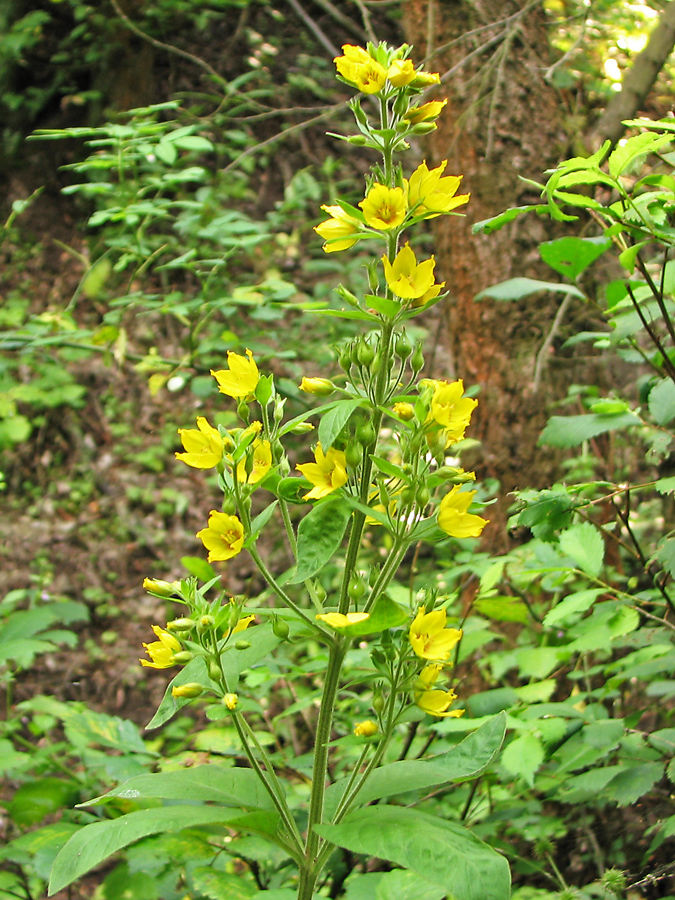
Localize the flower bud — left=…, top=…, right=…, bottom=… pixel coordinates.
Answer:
left=394, top=332, right=413, bottom=360
left=166, top=617, right=195, bottom=633
left=410, top=71, right=441, bottom=88
left=348, top=134, right=368, bottom=146
left=290, top=421, right=315, bottom=435
left=367, top=261, right=379, bottom=294
left=370, top=352, right=383, bottom=375
left=300, top=377, right=335, bottom=396
left=338, top=344, right=353, bottom=372
left=411, top=122, right=438, bottom=135
left=372, top=691, right=385, bottom=714
left=410, top=343, right=424, bottom=373
left=221, top=433, right=236, bottom=454
left=416, top=486, right=431, bottom=508
left=272, top=617, right=290, bottom=640
left=235, top=640, right=251, bottom=650
left=223, top=692, right=239, bottom=710
left=199, top=615, right=216, bottom=630
left=370, top=648, right=386, bottom=668
left=356, top=341, right=375, bottom=367
left=354, top=720, right=379, bottom=737
left=171, top=682, right=204, bottom=699
left=349, top=98, right=368, bottom=126
left=345, top=442, right=362, bottom=469
left=392, top=402, right=415, bottom=421
left=221, top=494, right=237, bottom=516
left=336, top=284, right=359, bottom=307
left=143, top=578, right=180, bottom=599
left=348, top=574, right=366, bottom=601
left=393, top=92, right=410, bottom=117
left=356, top=421, right=377, bottom=446
left=237, top=398, right=250, bottom=422
left=173, top=650, right=195, bottom=664
left=208, top=660, right=222, bottom=681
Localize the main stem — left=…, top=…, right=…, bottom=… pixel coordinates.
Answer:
left=297, top=638, right=347, bottom=900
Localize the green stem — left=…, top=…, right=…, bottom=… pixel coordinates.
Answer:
left=297, top=639, right=347, bottom=900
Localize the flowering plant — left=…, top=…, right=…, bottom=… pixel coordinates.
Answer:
left=50, top=42, right=509, bottom=900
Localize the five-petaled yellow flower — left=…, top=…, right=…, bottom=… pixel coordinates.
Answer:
left=408, top=160, right=470, bottom=219
left=196, top=511, right=245, bottom=561
left=211, top=349, right=259, bottom=398
left=296, top=443, right=348, bottom=500
left=430, top=379, right=477, bottom=442
left=410, top=606, right=462, bottom=661
left=334, top=44, right=387, bottom=94
left=404, top=99, right=447, bottom=125
left=315, top=204, right=362, bottom=253
left=382, top=243, right=444, bottom=301
left=316, top=612, right=370, bottom=628
left=140, top=625, right=182, bottom=669
left=360, top=184, right=407, bottom=230
left=175, top=416, right=224, bottom=469
left=236, top=439, right=272, bottom=485
left=437, top=486, right=488, bottom=539
left=413, top=665, right=464, bottom=718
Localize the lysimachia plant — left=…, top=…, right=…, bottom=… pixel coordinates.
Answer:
left=49, top=42, right=510, bottom=900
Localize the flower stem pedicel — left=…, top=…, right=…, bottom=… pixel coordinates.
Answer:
left=49, top=42, right=510, bottom=900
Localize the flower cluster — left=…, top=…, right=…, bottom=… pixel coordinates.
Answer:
left=409, top=607, right=464, bottom=718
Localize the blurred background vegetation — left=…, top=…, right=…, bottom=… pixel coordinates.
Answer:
left=3, top=1, right=675, bottom=898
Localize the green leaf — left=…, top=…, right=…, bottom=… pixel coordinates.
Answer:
left=345, top=595, right=408, bottom=636
left=539, top=236, right=611, bottom=280
left=603, top=762, right=664, bottom=806
left=324, top=713, right=506, bottom=817
left=311, top=308, right=378, bottom=322
left=649, top=378, right=675, bottom=425
left=85, top=765, right=275, bottom=810
left=318, top=399, right=364, bottom=451
left=618, top=240, right=650, bottom=273
left=608, top=132, right=672, bottom=178
left=172, top=135, right=214, bottom=151
left=474, top=596, right=529, bottom=623
left=656, top=477, right=675, bottom=496
left=315, top=807, right=510, bottom=900
left=655, top=537, right=675, bottom=578
left=543, top=589, right=604, bottom=626
left=559, top=522, right=605, bottom=577
left=472, top=204, right=546, bottom=235
left=538, top=411, right=641, bottom=448
left=501, top=733, right=544, bottom=787
left=8, top=778, right=80, bottom=826
left=288, top=499, right=352, bottom=583
left=49, top=807, right=242, bottom=895
left=475, top=278, right=584, bottom=302
left=247, top=501, right=279, bottom=543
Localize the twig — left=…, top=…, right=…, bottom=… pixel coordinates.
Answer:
left=310, top=0, right=366, bottom=42
left=284, top=0, right=341, bottom=58
left=350, top=0, right=377, bottom=45
left=532, top=291, right=575, bottom=394
left=485, top=22, right=518, bottom=160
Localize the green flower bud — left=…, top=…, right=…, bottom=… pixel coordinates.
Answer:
left=221, top=495, right=237, bottom=516
left=410, top=342, right=424, bottom=373
left=237, top=398, right=250, bottom=422
left=394, top=332, right=413, bottom=360
left=395, top=119, right=410, bottom=133
left=171, top=682, right=204, bottom=699
left=338, top=344, right=353, bottom=372
left=290, top=421, right=315, bottom=435
left=336, top=284, right=359, bottom=307
left=416, top=486, right=431, bottom=508
left=166, top=617, right=195, bottom=633
left=370, top=648, right=386, bottom=668
left=348, top=574, right=366, bottom=601
left=143, top=578, right=180, bottom=599
left=208, top=660, right=222, bottom=681
left=356, top=421, right=377, bottom=446
left=370, top=352, right=383, bottom=375
left=372, top=691, right=385, bottom=714
left=411, top=122, right=438, bottom=135
left=173, top=650, right=195, bottom=664
left=356, top=341, right=375, bottom=367
left=393, top=92, right=410, bottom=117
left=348, top=134, right=368, bottom=146
left=345, top=442, right=363, bottom=469
left=235, top=640, right=251, bottom=650
left=272, top=617, right=290, bottom=640
left=199, top=615, right=216, bottom=630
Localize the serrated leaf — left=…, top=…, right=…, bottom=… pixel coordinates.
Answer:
left=288, top=499, right=351, bottom=583
left=476, top=278, right=584, bottom=302
left=543, top=589, right=604, bottom=626
left=603, top=762, right=664, bottom=806
left=655, top=537, right=675, bottom=578
left=608, top=132, right=671, bottom=178
left=559, top=522, right=604, bottom=576
left=618, top=240, right=649, bottom=273
left=501, top=733, right=544, bottom=786
left=539, top=236, right=611, bottom=280
left=49, top=807, right=241, bottom=895
left=316, top=807, right=510, bottom=900
left=649, top=378, right=675, bottom=425
left=538, top=411, right=641, bottom=448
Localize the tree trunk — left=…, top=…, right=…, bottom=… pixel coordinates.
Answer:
left=403, top=0, right=571, bottom=536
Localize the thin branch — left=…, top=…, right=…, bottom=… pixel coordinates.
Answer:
left=284, top=0, right=341, bottom=58
left=310, top=0, right=367, bottom=42
left=531, top=291, right=575, bottom=394
left=350, top=0, right=377, bottom=45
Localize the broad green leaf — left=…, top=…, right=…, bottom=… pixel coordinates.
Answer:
left=476, top=278, right=584, bottom=302
left=618, top=240, right=649, bottom=273
left=543, top=589, right=604, bottom=626
left=603, top=762, right=664, bottom=806
left=192, top=868, right=257, bottom=899
left=312, top=307, right=378, bottom=322
left=516, top=647, right=565, bottom=680
left=365, top=293, right=401, bottom=317
left=172, top=135, right=214, bottom=151
left=8, top=778, right=80, bottom=826
left=538, top=411, right=641, bottom=448
left=554, top=765, right=625, bottom=803
left=559, top=522, right=605, bottom=577
left=318, top=399, right=364, bottom=451
left=539, top=236, right=611, bottom=280
left=474, top=596, right=529, bottom=623
left=85, top=764, right=275, bottom=810
left=315, top=806, right=510, bottom=900
left=344, top=870, right=446, bottom=900
left=655, top=537, right=675, bottom=578
left=501, top=733, right=544, bottom=786
left=345, top=595, right=408, bottom=636
left=49, top=807, right=241, bottom=895
left=649, top=378, right=675, bottom=425
left=511, top=488, right=577, bottom=540
left=324, top=713, right=506, bottom=817
left=656, top=476, right=675, bottom=495
left=288, top=499, right=352, bottom=583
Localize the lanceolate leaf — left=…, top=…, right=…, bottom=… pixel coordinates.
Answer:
left=538, top=411, right=641, bottom=448
left=475, top=277, right=584, bottom=302
left=288, top=499, right=352, bottom=583
left=49, top=807, right=243, bottom=895
left=318, top=399, right=364, bottom=451
left=84, top=764, right=276, bottom=810
left=315, top=807, right=510, bottom=900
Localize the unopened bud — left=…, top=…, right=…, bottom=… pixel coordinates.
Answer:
left=348, top=134, right=368, bottom=146
left=338, top=344, right=353, bottom=372
left=354, top=720, right=379, bottom=737
left=356, top=421, right=377, bottom=446
left=394, top=332, right=413, bottom=360
left=345, top=442, right=362, bottom=469
left=392, top=402, right=415, bottom=421
left=223, top=692, right=239, bottom=710
left=411, top=122, right=438, bottom=135
left=336, top=284, right=359, bottom=307
left=237, top=398, right=250, bottom=422
left=348, top=575, right=366, bottom=601
left=173, top=650, right=194, bottom=664
left=171, top=682, right=204, bottom=699
left=356, top=341, right=375, bottom=367
left=367, top=261, right=379, bottom=294
left=208, top=660, right=222, bottom=681
left=370, top=648, right=386, bottom=668
left=416, top=486, right=431, bottom=508
left=221, top=433, right=235, bottom=453
left=372, top=692, right=385, bottom=714
left=410, top=343, right=424, bottom=373
left=235, top=640, right=251, bottom=650
left=290, top=422, right=314, bottom=435
left=166, top=617, right=195, bottom=633
left=272, top=617, right=290, bottom=640
left=199, top=615, right=216, bottom=630
left=300, top=377, right=335, bottom=396
left=143, top=578, right=180, bottom=598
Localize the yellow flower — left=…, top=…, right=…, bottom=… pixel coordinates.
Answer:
left=316, top=612, right=370, bottom=628
left=382, top=243, right=443, bottom=300
left=392, top=401, right=415, bottom=421
left=409, top=607, right=462, bottom=661
left=360, top=184, right=407, bottom=230
left=388, top=58, right=415, bottom=87
left=196, top=511, right=245, bottom=561
left=334, top=45, right=386, bottom=93
left=175, top=416, right=224, bottom=469
left=211, top=349, right=259, bottom=398
left=315, top=204, right=361, bottom=253
left=410, top=70, right=441, bottom=88
left=413, top=664, right=464, bottom=718
left=224, top=692, right=239, bottom=710
left=354, top=719, right=379, bottom=737
left=236, top=439, right=272, bottom=484
left=430, top=379, right=477, bottom=442
left=404, top=99, right=447, bottom=124
left=437, top=486, right=488, bottom=539
left=296, top=443, right=348, bottom=500
left=408, top=160, right=470, bottom=218
left=231, top=614, right=255, bottom=635
left=140, top=625, right=182, bottom=669
left=300, top=377, right=335, bottom=396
